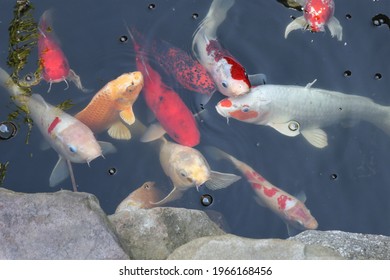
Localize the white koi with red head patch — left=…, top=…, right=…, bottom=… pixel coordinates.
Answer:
left=285, top=0, right=342, bottom=41
left=0, top=68, right=115, bottom=189
left=216, top=81, right=390, bottom=149
left=206, top=147, right=318, bottom=234
left=192, top=0, right=251, bottom=97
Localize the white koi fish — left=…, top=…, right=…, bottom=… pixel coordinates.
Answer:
left=192, top=0, right=252, bottom=97
left=285, top=0, right=343, bottom=41
left=215, top=80, right=390, bottom=148
left=207, top=146, right=318, bottom=235
left=153, top=138, right=241, bottom=205
left=0, top=68, right=115, bottom=191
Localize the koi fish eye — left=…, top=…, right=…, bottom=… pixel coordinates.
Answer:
left=68, top=145, right=78, bottom=153
left=179, top=170, right=188, bottom=178
left=241, top=105, right=250, bottom=113
left=221, top=81, right=228, bottom=88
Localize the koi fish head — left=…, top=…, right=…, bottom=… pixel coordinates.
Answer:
left=304, top=0, right=335, bottom=32
left=214, top=56, right=251, bottom=97
left=172, top=149, right=210, bottom=189
left=216, top=96, right=265, bottom=124
left=57, top=122, right=102, bottom=164
left=111, top=71, right=144, bottom=103
left=285, top=201, right=319, bottom=231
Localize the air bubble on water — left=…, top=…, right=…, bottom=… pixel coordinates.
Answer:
left=192, top=13, right=199, bottom=20
left=148, top=3, right=156, bottom=10
left=25, top=74, right=33, bottom=81
left=343, top=70, right=352, bottom=77
left=0, top=121, right=17, bottom=140
left=119, top=35, right=128, bottom=43
left=330, top=173, right=338, bottom=180
left=200, top=194, right=213, bottom=206
left=345, top=14, right=352, bottom=19
left=256, top=142, right=260, bottom=147
left=108, top=167, right=117, bottom=175
left=372, top=14, right=390, bottom=28
left=374, top=73, right=382, bottom=80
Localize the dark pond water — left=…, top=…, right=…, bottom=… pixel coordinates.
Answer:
left=0, top=0, right=389, bottom=239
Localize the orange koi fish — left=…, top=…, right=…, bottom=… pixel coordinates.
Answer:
left=75, top=72, right=143, bottom=140
left=127, top=26, right=200, bottom=147
left=207, top=147, right=318, bottom=235
left=38, top=10, right=88, bottom=92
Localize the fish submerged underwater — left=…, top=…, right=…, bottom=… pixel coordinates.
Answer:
left=0, top=68, right=115, bottom=191
left=216, top=80, right=390, bottom=148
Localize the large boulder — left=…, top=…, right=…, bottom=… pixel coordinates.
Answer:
left=289, top=230, right=390, bottom=259
left=0, top=188, right=128, bottom=259
left=167, top=234, right=344, bottom=259
left=109, top=207, right=225, bottom=259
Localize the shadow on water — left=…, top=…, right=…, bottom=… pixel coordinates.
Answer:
left=1, top=0, right=390, bottom=239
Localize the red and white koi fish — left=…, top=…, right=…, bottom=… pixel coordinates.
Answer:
left=192, top=0, right=252, bottom=97
left=284, top=0, right=343, bottom=40
left=215, top=80, right=390, bottom=148
left=127, top=26, right=200, bottom=147
left=38, top=10, right=88, bottom=92
left=207, top=146, right=318, bottom=234
left=0, top=68, right=115, bottom=191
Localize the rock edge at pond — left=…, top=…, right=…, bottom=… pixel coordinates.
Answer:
left=1, top=188, right=389, bottom=260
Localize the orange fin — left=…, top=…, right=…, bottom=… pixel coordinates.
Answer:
left=107, top=121, right=131, bottom=140
left=120, top=107, right=135, bottom=126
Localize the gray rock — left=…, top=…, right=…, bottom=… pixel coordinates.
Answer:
left=0, top=188, right=129, bottom=259
left=168, top=234, right=344, bottom=259
left=109, top=207, right=224, bottom=259
left=289, top=230, right=390, bottom=259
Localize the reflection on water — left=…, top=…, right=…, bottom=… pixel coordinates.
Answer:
left=0, top=0, right=390, bottom=239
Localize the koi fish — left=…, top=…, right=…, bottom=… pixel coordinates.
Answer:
left=127, top=26, right=200, bottom=147
left=152, top=138, right=241, bottom=205
left=75, top=71, right=143, bottom=140
left=38, top=10, right=88, bottom=92
left=284, top=0, right=343, bottom=40
left=215, top=80, right=390, bottom=148
left=130, top=27, right=215, bottom=97
left=0, top=68, right=115, bottom=191
left=206, top=146, right=318, bottom=234
left=192, top=0, right=252, bottom=97
left=115, top=181, right=162, bottom=213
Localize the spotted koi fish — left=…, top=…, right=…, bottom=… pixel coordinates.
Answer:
left=207, top=146, right=318, bottom=234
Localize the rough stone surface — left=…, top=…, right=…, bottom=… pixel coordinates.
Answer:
left=289, top=230, right=390, bottom=259
left=0, top=188, right=129, bottom=259
left=168, top=234, right=344, bottom=260
left=109, top=207, right=225, bottom=259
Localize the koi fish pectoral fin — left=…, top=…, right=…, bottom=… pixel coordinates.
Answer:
left=98, top=141, right=117, bottom=155
left=140, top=122, right=166, bottom=143
left=67, top=69, right=90, bottom=93
left=49, top=156, right=69, bottom=187
left=150, top=186, right=183, bottom=205
left=327, top=16, right=343, bottom=41
left=253, top=195, right=266, bottom=207
left=268, top=121, right=301, bottom=137
left=119, top=108, right=136, bottom=126
left=107, top=121, right=131, bottom=140
left=301, top=129, right=328, bottom=148
left=284, top=16, right=307, bottom=39
left=205, top=171, right=241, bottom=190
left=248, top=73, right=267, bottom=86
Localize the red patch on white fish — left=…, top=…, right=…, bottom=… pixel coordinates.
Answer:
left=47, top=116, right=61, bottom=134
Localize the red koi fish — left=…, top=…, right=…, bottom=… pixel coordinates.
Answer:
left=284, top=0, right=343, bottom=40
left=192, top=0, right=252, bottom=97
left=38, top=10, right=88, bottom=92
left=207, top=147, right=318, bottom=235
left=127, top=27, right=200, bottom=147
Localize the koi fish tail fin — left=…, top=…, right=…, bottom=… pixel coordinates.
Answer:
left=38, top=9, right=54, bottom=37
left=192, top=0, right=235, bottom=52
left=67, top=69, right=90, bottom=93
left=327, top=16, right=343, bottom=41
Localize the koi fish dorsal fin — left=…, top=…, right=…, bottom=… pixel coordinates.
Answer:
left=119, top=107, right=135, bottom=126
left=107, top=121, right=131, bottom=140
left=205, top=170, right=241, bottom=190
